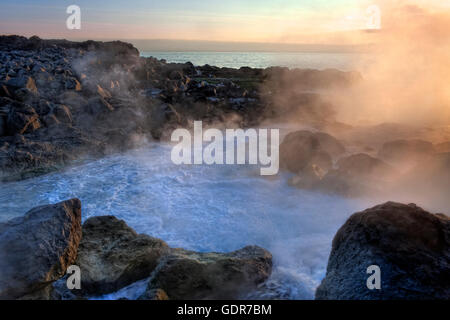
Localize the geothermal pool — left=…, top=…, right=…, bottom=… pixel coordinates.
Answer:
left=0, top=143, right=373, bottom=299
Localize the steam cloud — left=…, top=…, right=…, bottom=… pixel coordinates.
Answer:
left=332, top=1, right=450, bottom=127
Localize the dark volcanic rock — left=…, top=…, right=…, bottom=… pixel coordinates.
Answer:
left=335, top=153, right=394, bottom=178
left=316, top=202, right=450, bottom=300
left=280, top=130, right=344, bottom=173
left=0, top=35, right=139, bottom=59
left=143, top=245, right=272, bottom=300
left=86, top=96, right=114, bottom=116
left=75, top=216, right=272, bottom=299
left=0, top=199, right=82, bottom=299
left=0, top=35, right=361, bottom=181
left=0, top=115, right=5, bottom=136
left=138, top=288, right=169, bottom=300
left=75, top=216, right=169, bottom=295
left=6, top=99, right=41, bottom=135
left=0, top=198, right=273, bottom=300
left=53, top=104, right=72, bottom=124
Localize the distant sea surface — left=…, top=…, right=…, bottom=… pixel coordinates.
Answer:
left=140, top=51, right=373, bottom=71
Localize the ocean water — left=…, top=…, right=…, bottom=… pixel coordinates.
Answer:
left=140, top=51, right=373, bottom=71
left=0, top=142, right=372, bottom=299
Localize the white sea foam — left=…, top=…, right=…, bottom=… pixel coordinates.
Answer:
left=0, top=143, right=372, bottom=299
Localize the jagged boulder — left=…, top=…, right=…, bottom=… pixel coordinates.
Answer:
left=86, top=96, right=114, bottom=116
left=0, top=199, right=82, bottom=299
left=316, top=202, right=450, bottom=300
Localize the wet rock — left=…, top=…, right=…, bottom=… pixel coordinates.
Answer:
left=6, top=100, right=41, bottom=135
left=58, top=91, right=87, bottom=112
left=65, top=78, right=82, bottom=91
left=168, top=70, right=183, bottom=81
left=75, top=216, right=169, bottom=295
left=316, top=202, right=450, bottom=300
left=0, top=115, right=5, bottom=136
left=144, top=246, right=272, bottom=300
left=53, top=104, right=72, bottom=124
left=0, top=84, right=12, bottom=97
left=280, top=130, right=342, bottom=173
left=35, top=99, right=52, bottom=116
left=18, top=283, right=60, bottom=300
left=138, top=288, right=169, bottom=300
left=0, top=199, right=82, bottom=299
left=96, top=85, right=112, bottom=99
left=86, top=96, right=114, bottom=115
left=42, top=113, right=60, bottom=127
left=288, top=163, right=327, bottom=190
left=5, top=76, right=36, bottom=92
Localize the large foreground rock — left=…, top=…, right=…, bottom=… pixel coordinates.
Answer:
left=316, top=202, right=450, bottom=300
left=75, top=216, right=169, bottom=295
left=143, top=245, right=272, bottom=300
left=0, top=199, right=82, bottom=299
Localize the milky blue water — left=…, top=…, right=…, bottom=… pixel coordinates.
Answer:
left=0, top=142, right=372, bottom=299
left=141, top=51, right=373, bottom=72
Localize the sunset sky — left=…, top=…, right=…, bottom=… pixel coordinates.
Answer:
left=0, top=0, right=448, bottom=45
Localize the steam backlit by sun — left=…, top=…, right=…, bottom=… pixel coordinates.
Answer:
left=329, top=1, right=450, bottom=127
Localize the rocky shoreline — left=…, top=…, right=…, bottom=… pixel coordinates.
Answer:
left=0, top=199, right=448, bottom=300
left=0, top=199, right=272, bottom=300
left=1, top=36, right=449, bottom=203
left=0, top=35, right=360, bottom=182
